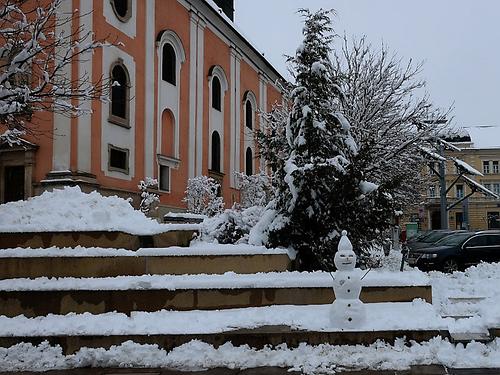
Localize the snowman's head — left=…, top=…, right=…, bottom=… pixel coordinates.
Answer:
left=334, top=230, right=357, bottom=270
left=334, top=249, right=356, bottom=270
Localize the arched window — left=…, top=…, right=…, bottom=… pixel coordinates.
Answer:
left=212, top=76, right=221, bottom=111
left=110, top=63, right=130, bottom=125
left=211, top=131, right=221, bottom=172
left=245, top=100, right=253, bottom=130
left=111, top=0, right=131, bottom=22
left=162, top=44, right=176, bottom=85
left=245, top=147, right=253, bottom=176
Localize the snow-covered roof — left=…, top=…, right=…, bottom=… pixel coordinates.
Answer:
left=463, top=126, right=500, bottom=149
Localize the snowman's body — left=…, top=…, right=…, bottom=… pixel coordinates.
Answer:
left=330, top=231, right=366, bottom=328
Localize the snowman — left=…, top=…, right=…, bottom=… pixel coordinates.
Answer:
left=330, top=230, right=366, bottom=328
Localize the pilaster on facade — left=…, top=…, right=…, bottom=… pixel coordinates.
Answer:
left=188, top=12, right=198, bottom=179
left=229, top=46, right=242, bottom=187
left=195, top=15, right=206, bottom=177
left=258, top=73, right=268, bottom=171
left=144, top=0, right=155, bottom=178
left=52, top=0, right=73, bottom=173
left=76, top=0, right=93, bottom=174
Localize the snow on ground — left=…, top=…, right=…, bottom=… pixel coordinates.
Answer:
left=0, top=243, right=291, bottom=258
left=2, top=338, right=500, bottom=373
left=0, top=187, right=199, bottom=235
left=0, top=269, right=429, bottom=291
left=0, top=301, right=446, bottom=337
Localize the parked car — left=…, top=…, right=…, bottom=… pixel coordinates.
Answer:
left=405, top=229, right=467, bottom=251
left=407, top=230, right=500, bottom=272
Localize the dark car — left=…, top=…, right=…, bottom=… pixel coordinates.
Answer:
left=407, top=230, right=500, bottom=272
left=406, top=230, right=467, bottom=251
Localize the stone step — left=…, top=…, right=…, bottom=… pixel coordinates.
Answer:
left=449, top=332, right=493, bottom=344
left=0, top=280, right=431, bottom=317
left=0, top=230, right=197, bottom=250
left=0, top=251, right=292, bottom=279
left=0, top=326, right=450, bottom=355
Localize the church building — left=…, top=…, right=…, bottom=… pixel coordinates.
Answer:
left=0, top=0, right=283, bottom=214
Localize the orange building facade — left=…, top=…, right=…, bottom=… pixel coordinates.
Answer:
left=0, top=0, right=283, bottom=214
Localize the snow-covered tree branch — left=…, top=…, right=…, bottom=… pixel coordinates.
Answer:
left=0, top=0, right=111, bottom=137
left=333, top=37, right=447, bottom=210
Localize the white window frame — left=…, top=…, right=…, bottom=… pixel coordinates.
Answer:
left=483, top=161, right=491, bottom=174
left=157, top=154, right=180, bottom=194
left=493, top=161, right=499, bottom=174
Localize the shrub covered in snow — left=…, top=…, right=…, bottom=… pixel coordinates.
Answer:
left=197, top=206, right=266, bottom=244
left=183, top=176, right=224, bottom=217
left=236, top=171, right=272, bottom=209
left=138, top=177, right=160, bottom=214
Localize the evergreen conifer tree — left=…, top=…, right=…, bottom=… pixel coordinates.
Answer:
left=265, top=9, right=393, bottom=270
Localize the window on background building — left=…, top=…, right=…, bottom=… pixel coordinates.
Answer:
left=111, top=0, right=131, bottom=22
left=429, top=185, right=436, bottom=198
left=212, top=76, right=221, bottom=111
left=494, top=183, right=500, bottom=195
left=493, top=161, right=499, bottom=174
left=162, top=44, right=176, bottom=85
left=110, top=62, right=130, bottom=126
left=245, top=100, right=253, bottom=130
left=245, top=147, right=253, bottom=176
left=108, top=145, right=129, bottom=174
left=211, top=131, right=221, bottom=172
left=483, top=161, right=490, bottom=174
left=456, top=184, right=464, bottom=198
left=488, top=212, right=500, bottom=229
left=159, top=165, right=170, bottom=192
left=484, top=183, right=492, bottom=191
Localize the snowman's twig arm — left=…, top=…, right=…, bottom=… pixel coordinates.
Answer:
left=361, top=268, right=372, bottom=281
left=329, top=272, right=335, bottom=281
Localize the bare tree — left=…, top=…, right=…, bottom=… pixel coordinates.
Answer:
left=332, top=37, right=448, bottom=210
left=0, top=0, right=110, bottom=139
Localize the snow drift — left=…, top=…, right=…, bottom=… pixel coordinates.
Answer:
left=0, top=186, right=192, bottom=235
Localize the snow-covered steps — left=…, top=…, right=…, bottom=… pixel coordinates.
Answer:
left=0, top=245, right=293, bottom=278
left=0, top=303, right=451, bottom=354
left=0, top=272, right=431, bottom=317
left=0, top=228, right=198, bottom=250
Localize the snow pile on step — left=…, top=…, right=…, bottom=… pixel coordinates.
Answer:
left=0, top=243, right=291, bottom=258
left=430, top=262, right=500, bottom=331
left=0, top=269, right=429, bottom=291
left=2, top=337, right=500, bottom=373
left=0, top=301, right=445, bottom=336
left=0, top=186, right=198, bottom=235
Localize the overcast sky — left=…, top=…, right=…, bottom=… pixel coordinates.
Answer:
left=234, top=0, right=500, bottom=129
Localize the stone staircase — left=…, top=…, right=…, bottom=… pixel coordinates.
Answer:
left=0, top=232, right=448, bottom=359
left=443, top=295, right=495, bottom=344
